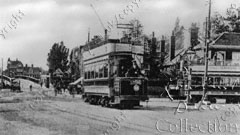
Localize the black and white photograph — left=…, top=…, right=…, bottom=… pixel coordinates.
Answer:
left=0, top=0, right=240, bottom=134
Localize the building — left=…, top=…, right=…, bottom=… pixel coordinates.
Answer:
left=4, top=58, right=42, bottom=79
left=189, top=32, right=240, bottom=81
left=5, top=58, right=24, bottom=77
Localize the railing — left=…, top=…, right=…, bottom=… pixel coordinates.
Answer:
left=191, top=60, right=240, bottom=66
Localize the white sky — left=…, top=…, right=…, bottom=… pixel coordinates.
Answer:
left=0, top=0, right=239, bottom=70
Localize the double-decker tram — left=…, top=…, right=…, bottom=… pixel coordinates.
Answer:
left=167, top=58, right=240, bottom=103
left=188, top=61, right=240, bottom=103
left=166, top=33, right=240, bottom=103
left=81, top=41, right=148, bottom=108
left=169, top=60, right=240, bottom=103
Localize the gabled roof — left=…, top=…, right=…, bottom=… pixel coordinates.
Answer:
left=8, top=60, right=23, bottom=68
left=209, top=32, right=240, bottom=50
left=53, top=68, right=63, bottom=76
left=211, top=32, right=240, bottom=45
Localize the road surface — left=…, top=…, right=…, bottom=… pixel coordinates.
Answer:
left=0, top=80, right=239, bottom=135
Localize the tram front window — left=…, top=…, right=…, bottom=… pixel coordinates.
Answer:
left=119, top=65, right=127, bottom=77
left=125, top=60, right=143, bottom=77
left=118, top=58, right=132, bottom=77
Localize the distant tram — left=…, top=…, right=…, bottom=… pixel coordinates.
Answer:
left=165, top=33, right=240, bottom=104
left=168, top=61, right=240, bottom=103
left=81, top=41, right=148, bottom=108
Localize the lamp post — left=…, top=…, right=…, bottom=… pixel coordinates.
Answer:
left=1, top=58, right=3, bottom=89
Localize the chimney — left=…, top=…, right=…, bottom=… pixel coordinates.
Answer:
left=161, top=36, right=165, bottom=64
left=170, top=31, right=175, bottom=61
left=31, top=64, right=33, bottom=68
left=151, top=32, right=157, bottom=56
left=161, top=36, right=165, bottom=53
left=190, top=23, right=199, bottom=49
left=104, top=29, right=108, bottom=42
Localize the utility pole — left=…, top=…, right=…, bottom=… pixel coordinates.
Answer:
left=1, top=58, right=3, bottom=89
left=208, top=0, right=211, bottom=39
left=199, top=0, right=211, bottom=109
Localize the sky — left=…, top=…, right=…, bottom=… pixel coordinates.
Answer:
left=0, top=0, right=239, bottom=70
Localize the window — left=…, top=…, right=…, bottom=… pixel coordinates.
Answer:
left=225, top=78, right=231, bottom=86
left=214, top=77, right=221, bottom=85
left=208, top=77, right=214, bottom=85
left=91, top=66, right=94, bottom=79
left=87, top=66, right=91, bottom=79
left=231, top=77, right=240, bottom=86
left=192, top=77, right=202, bottom=85
left=103, top=64, right=108, bottom=78
left=226, top=51, right=232, bottom=60
left=95, top=65, right=99, bottom=78
left=99, top=64, right=103, bottom=78
left=84, top=66, right=89, bottom=79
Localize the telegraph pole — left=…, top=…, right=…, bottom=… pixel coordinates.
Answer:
left=198, top=0, right=211, bottom=109
left=208, top=0, right=211, bottom=39
left=1, top=58, right=3, bottom=89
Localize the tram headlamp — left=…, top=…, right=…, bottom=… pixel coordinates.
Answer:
left=134, top=84, right=140, bottom=92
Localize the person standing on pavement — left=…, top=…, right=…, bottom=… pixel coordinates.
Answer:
left=30, top=85, right=32, bottom=91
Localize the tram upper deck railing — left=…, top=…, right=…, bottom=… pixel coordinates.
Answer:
left=191, top=60, right=240, bottom=66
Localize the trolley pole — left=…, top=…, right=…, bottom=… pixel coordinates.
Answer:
left=198, top=0, right=211, bottom=109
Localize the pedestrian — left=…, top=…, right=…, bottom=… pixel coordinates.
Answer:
left=119, top=65, right=127, bottom=77
left=40, top=82, right=43, bottom=88
left=126, top=60, right=144, bottom=77
left=30, top=85, right=32, bottom=91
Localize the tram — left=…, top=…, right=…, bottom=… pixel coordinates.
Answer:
left=166, top=32, right=240, bottom=103
left=81, top=41, right=148, bottom=108
left=169, top=33, right=240, bottom=103
left=168, top=61, right=240, bottom=103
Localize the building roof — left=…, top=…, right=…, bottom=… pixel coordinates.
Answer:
left=8, top=59, right=23, bottom=68
left=210, top=32, right=240, bottom=50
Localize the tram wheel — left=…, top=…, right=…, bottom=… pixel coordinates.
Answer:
left=119, top=103, right=125, bottom=109
left=209, top=97, right=217, bottom=104
left=126, top=104, right=133, bottom=109
left=190, top=96, right=197, bottom=103
left=89, top=97, right=95, bottom=104
left=232, top=98, right=239, bottom=104
left=103, top=99, right=109, bottom=107
left=100, top=98, right=105, bottom=107
left=97, top=98, right=102, bottom=105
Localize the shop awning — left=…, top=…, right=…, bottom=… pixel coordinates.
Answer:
left=69, top=77, right=84, bottom=85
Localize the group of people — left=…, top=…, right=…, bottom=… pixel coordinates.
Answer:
left=119, top=60, right=144, bottom=77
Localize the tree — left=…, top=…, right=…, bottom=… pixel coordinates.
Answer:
left=212, top=5, right=240, bottom=35
left=129, top=19, right=143, bottom=39
left=173, top=18, right=185, bottom=50
left=69, top=48, right=81, bottom=80
left=47, top=41, right=69, bottom=74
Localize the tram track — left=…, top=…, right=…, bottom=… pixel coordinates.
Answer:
left=38, top=90, right=155, bottom=133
